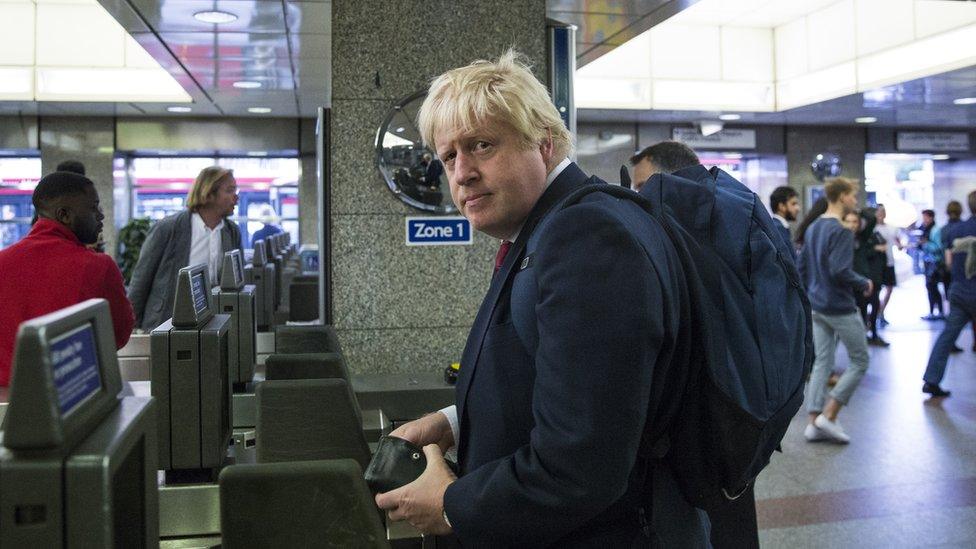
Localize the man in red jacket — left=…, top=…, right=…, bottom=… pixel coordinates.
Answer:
left=0, top=171, right=134, bottom=387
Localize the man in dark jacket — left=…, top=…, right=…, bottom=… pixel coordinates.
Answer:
left=374, top=51, right=709, bottom=548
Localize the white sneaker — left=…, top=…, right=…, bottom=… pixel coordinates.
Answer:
left=804, top=423, right=829, bottom=442
left=814, top=414, right=850, bottom=444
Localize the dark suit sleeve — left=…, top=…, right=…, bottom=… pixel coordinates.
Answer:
left=127, top=219, right=169, bottom=327
left=444, top=202, right=670, bottom=546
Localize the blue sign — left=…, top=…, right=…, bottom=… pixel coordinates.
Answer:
left=50, top=323, right=102, bottom=416
left=191, top=273, right=209, bottom=314
left=406, top=217, right=473, bottom=246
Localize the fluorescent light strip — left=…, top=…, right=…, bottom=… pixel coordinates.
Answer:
left=36, top=67, right=191, bottom=102
left=0, top=67, right=33, bottom=100
left=856, top=22, right=976, bottom=91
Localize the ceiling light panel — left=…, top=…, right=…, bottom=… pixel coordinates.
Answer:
left=856, top=22, right=976, bottom=91
left=774, top=17, right=808, bottom=81
left=806, top=0, right=856, bottom=72
left=650, top=24, right=721, bottom=80
left=0, top=67, right=33, bottom=100
left=720, top=27, right=772, bottom=82
left=915, top=0, right=976, bottom=38
left=855, top=0, right=914, bottom=55
left=36, top=67, right=191, bottom=102
left=36, top=3, right=126, bottom=66
left=0, top=3, right=35, bottom=65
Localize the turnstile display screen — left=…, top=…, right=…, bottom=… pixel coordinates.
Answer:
left=50, top=323, right=102, bottom=416
left=191, top=273, right=209, bottom=314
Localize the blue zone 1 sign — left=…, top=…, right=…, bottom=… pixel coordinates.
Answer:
left=406, top=217, right=473, bottom=246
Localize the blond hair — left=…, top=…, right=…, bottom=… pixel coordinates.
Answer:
left=824, top=176, right=859, bottom=203
left=186, top=166, right=233, bottom=211
left=418, top=50, right=573, bottom=160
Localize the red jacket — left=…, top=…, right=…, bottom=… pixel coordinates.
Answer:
left=0, top=219, right=134, bottom=386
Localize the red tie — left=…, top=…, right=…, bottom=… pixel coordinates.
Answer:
left=494, top=240, right=512, bottom=274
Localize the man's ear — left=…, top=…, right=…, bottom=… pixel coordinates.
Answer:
left=539, top=128, right=555, bottom=163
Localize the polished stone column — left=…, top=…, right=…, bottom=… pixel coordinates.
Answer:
left=40, top=117, right=117, bottom=258
left=330, top=0, right=546, bottom=374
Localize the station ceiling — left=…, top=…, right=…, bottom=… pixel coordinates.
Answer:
left=0, top=0, right=974, bottom=129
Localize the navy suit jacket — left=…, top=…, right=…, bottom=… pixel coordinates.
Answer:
left=443, top=163, right=709, bottom=547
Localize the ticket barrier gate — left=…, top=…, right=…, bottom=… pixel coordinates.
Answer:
left=244, top=239, right=276, bottom=332
left=0, top=299, right=158, bottom=548
left=151, top=264, right=232, bottom=477
left=212, top=249, right=258, bottom=392
left=219, top=460, right=388, bottom=548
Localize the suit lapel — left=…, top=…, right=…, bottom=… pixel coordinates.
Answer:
left=175, top=210, right=192, bottom=268
left=455, top=163, right=591, bottom=443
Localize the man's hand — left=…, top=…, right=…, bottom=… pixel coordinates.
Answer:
left=863, top=280, right=874, bottom=296
left=375, top=444, right=457, bottom=535
left=389, top=412, right=454, bottom=454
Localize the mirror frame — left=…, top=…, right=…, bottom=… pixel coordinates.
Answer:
left=374, top=90, right=457, bottom=214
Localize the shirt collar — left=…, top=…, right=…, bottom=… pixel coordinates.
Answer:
left=504, top=157, right=572, bottom=243
left=30, top=217, right=82, bottom=245
left=192, top=212, right=224, bottom=232
left=772, top=213, right=790, bottom=228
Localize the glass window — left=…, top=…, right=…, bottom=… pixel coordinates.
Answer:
left=0, top=157, right=42, bottom=251
left=124, top=156, right=301, bottom=247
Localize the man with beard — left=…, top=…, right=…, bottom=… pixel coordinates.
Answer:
left=0, top=171, right=134, bottom=386
left=770, top=186, right=801, bottom=258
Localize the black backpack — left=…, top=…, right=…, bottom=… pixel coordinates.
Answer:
left=553, top=169, right=812, bottom=513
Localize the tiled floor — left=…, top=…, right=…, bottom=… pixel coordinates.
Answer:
left=756, top=275, right=976, bottom=547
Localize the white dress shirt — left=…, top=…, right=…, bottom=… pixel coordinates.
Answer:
left=439, top=157, right=573, bottom=449
left=189, top=212, right=225, bottom=285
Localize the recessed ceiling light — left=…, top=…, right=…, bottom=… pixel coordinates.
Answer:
left=932, top=154, right=950, bottom=160
left=855, top=116, right=877, bottom=124
left=193, top=10, right=238, bottom=24
left=953, top=97, right=976, bottom=105
left=247, top=151, right=268, bottom=157
left=718, top=114, right=741, bottom=121
left=233, top=81, right=262, bottom=89
left=248, top=107, right=272, bottom=114
left=167, top=106, right=192, bottom=113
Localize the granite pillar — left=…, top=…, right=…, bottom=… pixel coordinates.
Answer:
left=40, top=117, right=117, bottom=258
left=331, top=0, right=547, bottom=374
left=786, top=126, right=868, bottom=211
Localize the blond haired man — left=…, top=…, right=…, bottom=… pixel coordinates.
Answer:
left=798, top=177, right=872, bottom=444
left=374, top=51, right=709, bottom=547
left=128, top=166, right=241, bottom=331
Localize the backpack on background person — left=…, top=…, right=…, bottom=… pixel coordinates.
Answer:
left=546, top=168, right=812, bottom=545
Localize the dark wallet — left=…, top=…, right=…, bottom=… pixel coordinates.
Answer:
left=363, top=435, right=427, bottom=494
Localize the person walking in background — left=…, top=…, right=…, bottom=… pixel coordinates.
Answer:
left=795, top=197, right=828, bottom=250
left=874, top=204, right=901, bottom=327
left=251, top=204, right=283, bottom=244
left=908, top=209, right=935, bottom=275
left=128, top=166, right=243, bottom=332
left=932, top=200, right=970, bottom=354
left=922, top=191, right=976, bottom=397
left=770, top=186, right=800, bottom=257
left=798, top=177, right=872, bottom=444
left=853, top=208, right=889, bottom=347
left=922, top=209, right=947, bottom=321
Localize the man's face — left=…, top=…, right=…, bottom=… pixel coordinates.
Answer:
left=844, top=212, right=860, bottom=233
left=778, top=196, right=800, bottom=222
left=922, top=212, right=934, bottom=226
left=631, top=158, right=659, bottom=193
left=436, top=120, right=552, bottom=240
left=63, top=185, right=103, bottom=245
left=212, top=175, right=239, bottom=217
left=876, top=205, right=886, bottom=223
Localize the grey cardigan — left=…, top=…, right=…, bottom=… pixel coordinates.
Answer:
left=127, top=209, right=242, bottom=331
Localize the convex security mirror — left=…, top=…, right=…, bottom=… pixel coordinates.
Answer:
left=375, top=90, right=455, bottom=214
